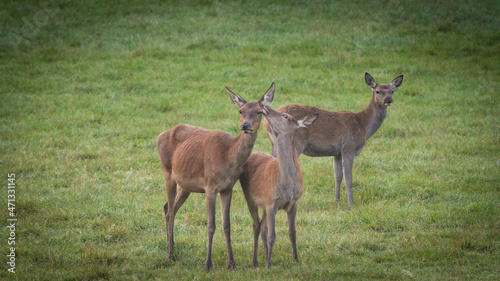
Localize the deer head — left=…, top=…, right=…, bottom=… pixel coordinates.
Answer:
left=365, top=72, right=404, bottom=107
left=263, top=105, right=318, bottom=136
left=226, top=83, right=275, bottom=134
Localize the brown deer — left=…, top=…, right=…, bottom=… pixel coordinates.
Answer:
left=239, top=105, right=318, bottom=268
left=157, top=83, right=275, bottom=270
left=264, top=73, right=403, bottom=207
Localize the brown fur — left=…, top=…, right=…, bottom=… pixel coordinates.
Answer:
left=263, top=73, right=403, bottom=206
left=239, top=105, right=318, bottom=268
left=158, top=83, right=275, bottom=269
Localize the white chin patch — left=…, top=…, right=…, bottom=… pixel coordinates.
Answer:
left=385, top=103, right=391, bottom=106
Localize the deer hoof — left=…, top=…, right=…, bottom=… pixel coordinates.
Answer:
left=205, top=260, right=212, bottom=271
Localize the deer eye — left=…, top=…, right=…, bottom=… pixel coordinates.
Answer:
left=283, top=114, right=288, bottom=119
left=391, top=91, right=394, bottom=94
left=375, top=91, right=380, bottom=94
left=258, top=111, right=262, bottom=115
left=239, top=110, right=242, bottom=114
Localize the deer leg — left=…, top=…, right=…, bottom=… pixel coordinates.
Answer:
left=333, top=155, right=343, bottom=202
left=287, top=203, right=299, bottom=262
left=171, top=187, right=191, bottom=252
left=220, top=189, right=236, bottom=269
left=242, top=198, right=261, bottom=267
left=265, top=207, right=277, bottom=268
left=241, top=181, right=261, bottom=267
left=260, top=209, right=268, bottom=263
left=166, top=187, right=191, bottom=251
left=163, top=202, right=168, bottom=231
left=342, top=155, right=355, bottom=207
left=173, top=188, right=191, bottom=217
left=205, top=192, right=217, bottom=270
left=164, top=173, right=177, bottom=260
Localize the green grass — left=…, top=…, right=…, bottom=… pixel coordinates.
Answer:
left=1, top=0, right=499, bottom=280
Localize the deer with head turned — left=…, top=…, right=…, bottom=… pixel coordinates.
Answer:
left=264, top=73, right=403, bottom=207
left=239, top=105, right=318, bottom=268
left=157, top=83, right=275, bottom=270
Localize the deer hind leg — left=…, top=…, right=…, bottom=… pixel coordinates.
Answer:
left=264, top=207, right=277, bottom=268
left=260, top=209, right=268, bottom=264
left=220, top=189, right=236, bottom=269
left=164, top=171, right=177, bottom=260
left=287, top=203, right=299, bottom=262
left=163, top=202, right=169, bottom=230
left=173, top=187, right=191, bottom=217
left=205, top=192, right=217, bottom=270
left=333, top=155, right=343, bottom=202
left=342, top=155, right=355, bottom=207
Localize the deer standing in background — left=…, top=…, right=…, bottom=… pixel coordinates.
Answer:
left=239, top=105, right=318, bottom=268
left=157, top=83, right=275, bottom=270
left=264, top=73, right=403, bottom=206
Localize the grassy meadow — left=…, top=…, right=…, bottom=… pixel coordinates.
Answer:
left=1, top=0, right=499, bottom=280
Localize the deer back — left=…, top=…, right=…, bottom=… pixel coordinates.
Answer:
left=265, top=104, right=367, bottom=157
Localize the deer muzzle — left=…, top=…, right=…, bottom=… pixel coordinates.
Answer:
left=384, top=97, right=393, bottom=106
left=241, top=122, right=252, bottom=133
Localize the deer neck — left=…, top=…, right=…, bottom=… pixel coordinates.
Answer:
left=229, top=132, right=258, bottom=168
left=275, top=134, right=303, bottom=188
left=357, top=95, right=387, bottom=140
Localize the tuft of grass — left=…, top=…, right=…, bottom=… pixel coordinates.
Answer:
left=1, top=0, right=499, bottom=280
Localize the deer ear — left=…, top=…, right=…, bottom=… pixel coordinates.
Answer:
left=259, top=82, right=275, bottom=106
left=298, top=114, right=318, bottom=128
left=226, top=86, right=246, bottom=107
left=365, top=72, right=377, bottom=88
left=390, top=75, right=404, bottom=89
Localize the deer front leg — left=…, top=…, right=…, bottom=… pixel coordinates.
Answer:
left=287, top=203, right=299, bottom=262
left=342, top=155, right=355, bottom=207
left=333, top=155, right=343, bottom=202
left=205, top=192, right=217, bottom=270
left=265, top=207, right=277, bottom=268
left=220, top=189, right=236, bottom=269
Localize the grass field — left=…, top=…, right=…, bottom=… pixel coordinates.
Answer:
left=1, top=0, right=499, bottom=280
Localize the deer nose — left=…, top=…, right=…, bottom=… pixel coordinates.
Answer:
left=384, top=97, right=393, bottom=104
left=241, top=122, right=251, bottom=131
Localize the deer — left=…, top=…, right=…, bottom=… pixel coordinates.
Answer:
left=239, top=105, right=318, bottom=268
left=157, top=83, right=275, bottom=270
left=264, top=73, right=403, bottom=207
